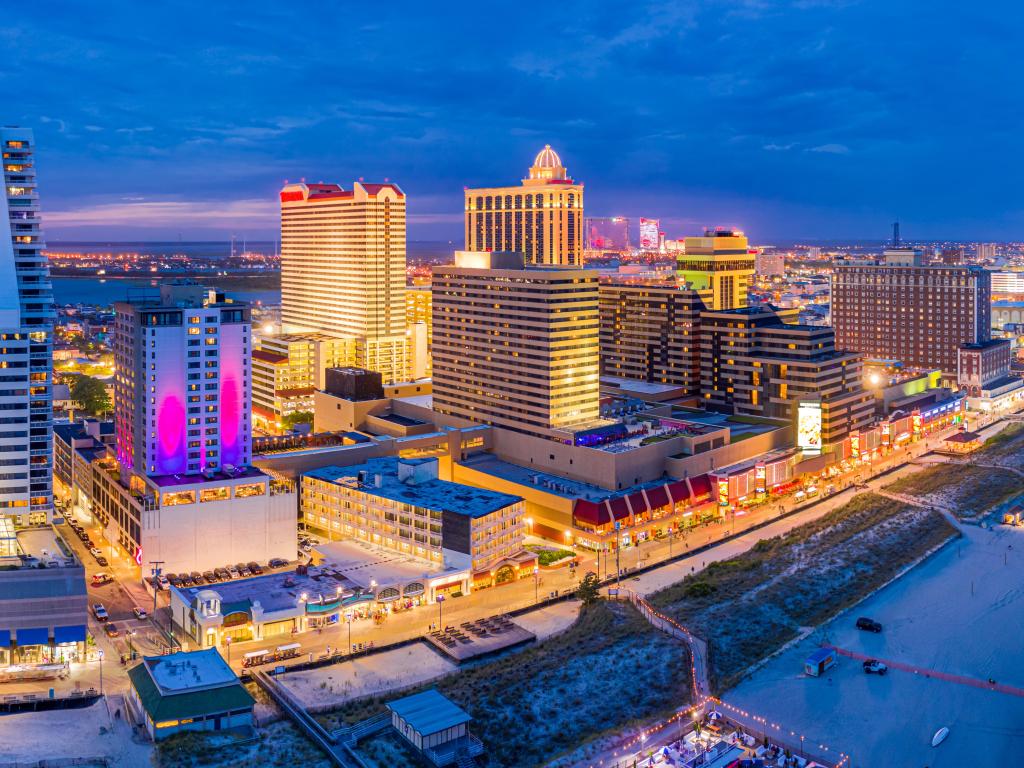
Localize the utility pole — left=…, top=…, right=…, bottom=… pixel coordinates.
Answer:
left=149, top=561, right=164, bottom=620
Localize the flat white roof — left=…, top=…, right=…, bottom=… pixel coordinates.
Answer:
left=313, top=539, right=465, bottom=589
left=146, top=648, right=237, bottom=694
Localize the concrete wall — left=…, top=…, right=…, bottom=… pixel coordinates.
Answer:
left=0, top=565, right=87, bottom=636
left=140, top=491, right=296, bottom=574
left=664, top=425, right=792, bottom=479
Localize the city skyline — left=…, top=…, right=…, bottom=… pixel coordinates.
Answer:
left=7, top=1, right=1024, bottom=242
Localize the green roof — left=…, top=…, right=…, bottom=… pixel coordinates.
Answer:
left=128, top=662, right=254, bottom=723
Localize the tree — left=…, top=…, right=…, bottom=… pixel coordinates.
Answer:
left=71, top=374, right=112, bottom=415
left=576, top=571, right=601, bottom=606
left=282, top=411, right=314, bottom=429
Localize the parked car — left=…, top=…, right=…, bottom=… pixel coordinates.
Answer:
left=157, top=575, right=170, bottom=591
left=95, top=556, right=108, bottom=567
left=169, top=575, right=184, bottom=588
left=91, top=603, right=109, bottom=621
left=133, top=607, right=149, bottom=620
left=190, top=571, right=204, bottom=585
left=863, top=659, right=888, bottom=675
left=856, top=617, right=883, bottom=633
left=104, top=622, right=120, bottom=638
left=215, top=567, right=231, bottom=581
left=89, top=547, right=103, bottom=558
left=227, top=565, right=241, bottom=579
left=91, top=572, right=114, bottom=587
left=268, top=558, right=288, bottom=569
left=203, top=570, right=217, bottom=584
left=248, top=562, right=263, bottom=575
left=236, top=563, right=251, bottom=577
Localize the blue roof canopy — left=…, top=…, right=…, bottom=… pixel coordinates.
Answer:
left=387, top=689, right=472, bottom=736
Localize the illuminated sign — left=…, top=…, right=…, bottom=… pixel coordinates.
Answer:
left=881, top=421, right=891, bottom=444
left=717, top=477, right=730, bottom=507
left=850, top=431, right=860, bottom=458
left=912, top=411, right=923, bottom=434
left=797, top=401, right=823, bottom=452
left=134, top=546, right=143, bottom=566
left=755, top=463, right=766, bottom=495
left=639, top=218, right=660, bottom=250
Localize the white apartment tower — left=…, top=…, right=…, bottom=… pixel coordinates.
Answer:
left=431, top=251, right=601, bottom=439
left=0, top=127, right=54, bottom=522
left=279, top=181, right=408, bottom=383
left=113, top=283, right=252, bottom=477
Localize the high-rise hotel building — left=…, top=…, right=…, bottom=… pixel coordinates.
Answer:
left=114, top=283, right=251, bottom=475
left=279, top=181, right=408, bottom=383
left=93, top=282, right=294, bottom=575
left=464, top=146, right=584, bottom=267
left=832, top=249, right=991, bottom=377
left=0, top=128, right=54, bottom=522
left=432, top=251, right=600, bottom=439
left=677, top=229, right=756, bottom=310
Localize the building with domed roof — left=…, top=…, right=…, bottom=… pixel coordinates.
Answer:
left=464, top=145, right=584, bottom=266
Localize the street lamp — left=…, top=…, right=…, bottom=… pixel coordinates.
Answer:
left=533, top=566, right=539, bottom=604
left=436, top=594, right=445, bottom=631
left=344, top=611, right=353, bottom=655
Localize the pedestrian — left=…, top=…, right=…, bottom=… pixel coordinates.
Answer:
left=326, top=645, right=331, bottom=655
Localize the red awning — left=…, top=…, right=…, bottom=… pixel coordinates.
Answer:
left=644, top=485, right=669, bottom=510
left=666, top=480, right=690, bottom=504
left=607, top=496, right=631, bottom=521
left=573, top=499, right=610, bottom=527
left=625, top=490, right=649, bottom=515
left=687, top=474, right=712, bottom=502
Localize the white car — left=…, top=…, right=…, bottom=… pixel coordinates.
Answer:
left=863, top=659, right=888, bottom=675
left=91, top=603, right=108, bottom=621
left=133, top=607, right=148, bottom=620
left=157, top=575, right=170, bottom=591
left=89, top=547, right=103, bottom=558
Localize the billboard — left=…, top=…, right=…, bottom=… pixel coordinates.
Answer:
left=755, top=463, right=767, bottom=495
left=639, top=218, right=660, bottom=250
left=797, top=401, right=823, bottom=452
left=717, top=477, right=730, bottom=507
left=850, top=431, right=860, bottom=459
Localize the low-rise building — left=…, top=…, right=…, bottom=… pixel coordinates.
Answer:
left=302, top=457, right=531, bottom=586
left=88, top=458, right=296, bottom=576
left=387, top=689, right=484, bottom=767
left=127, top=649, right=254, bottom=741
left=0, top=524, right=87, bottom=666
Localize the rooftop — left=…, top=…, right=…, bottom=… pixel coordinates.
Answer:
left=387, top=689, right=472, bottom=736
left=313, top=538, right=466, bottom=591
left=304, top=457, right=522, bottom=518
left=0, top=524, right=78, bottom=567
left=145, top=648, right=237, bottom=694
left=147, top=465, right=267, bottom=489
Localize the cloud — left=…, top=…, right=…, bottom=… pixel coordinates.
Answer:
left=808, top=143, right=851, bottom=154
left=45, top=199, right=277, bottom=229
left=764, top=142, right=798, bottom=151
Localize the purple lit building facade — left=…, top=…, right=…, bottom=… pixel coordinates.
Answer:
left=114, top=283, right=251, bottom=477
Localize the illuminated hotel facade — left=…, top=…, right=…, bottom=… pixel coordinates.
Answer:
left=464, top=146, right=584, bottom=267
left=431, top=251, right=601, bottom=439
left=279, top=181, right=408, bottom=383
left=0, top=127, right=55, bottom=522
left=677, top=229, right=756, bottom=310
left=114, top=283, right=251, bottom=476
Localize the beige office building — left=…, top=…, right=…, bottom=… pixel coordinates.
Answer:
left=252, top=333, right=356, bottom=432
left=464, top=146, right=583, bottom=266
left=279, top=181, right=408, bottom=383
left=677, top=229, right=756, bottom=310
left=432, top=251, right=601, bottom=439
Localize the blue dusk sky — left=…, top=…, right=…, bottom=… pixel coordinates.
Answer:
left=4, top=1, right=1023, bottom=243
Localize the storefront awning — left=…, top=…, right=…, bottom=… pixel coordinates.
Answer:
left=15, top=627, right=49, bottom=646
left=687, top=474, right=712, bottom=502
left=607, top=496, right=631, bottom=521
left=53, top=625, right=86, bottom=644
left=0, top=629, right=10, bottom=647
left=666, top=480, right=690, bottom=504
left=643, top=485, right=669, bottom=510
left=573, top=499, right=610, bottom=527
left=625, top=490, right=649, bottom=515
